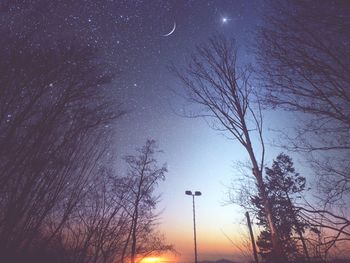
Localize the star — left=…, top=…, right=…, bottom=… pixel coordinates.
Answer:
left=221, top=17, right=230, bottom=24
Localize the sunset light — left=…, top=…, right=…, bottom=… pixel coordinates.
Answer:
left=140, top=257, right=163, bottom=263
left=2, top=1, right=349, bottom=263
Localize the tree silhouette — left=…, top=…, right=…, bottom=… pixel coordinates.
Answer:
left=0, top=2, right=176, bottom=262
left=0, top=6, right=122, bottom=261
left=255, top=0, right=350, bottom=254
left=120, top=140, right=172, bottom=263
left=252, top=153, right=308, bottom=262
left=256, top=0, right=350, bottom=205
left=172, top=35, right=285, bottom=262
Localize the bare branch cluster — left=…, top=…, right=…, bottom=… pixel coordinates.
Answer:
left=255, top=0, right=350, bottom=256
left=0, top=10, right=172, bottom=262
left=172, top=35, right=286, bottom=262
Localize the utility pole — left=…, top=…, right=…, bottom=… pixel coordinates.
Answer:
left=245, top=211, right=259, bottom=263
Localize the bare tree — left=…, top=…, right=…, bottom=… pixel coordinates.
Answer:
left=120, top=140, right=173, bottom=263
left=0, top=17, right=122, bottom=261
left=297, top=203, right=350, bottom=259
left=255, top=0, right=350, bottom=204
left=62, top=167, right=132, bottom=263
left=255, top=0, right=350, bottom=254
left=0, top=2, right=174, bottom=263
left=172, top=35, right=285, bottom=262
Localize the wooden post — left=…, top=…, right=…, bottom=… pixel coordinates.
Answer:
left=246, top=211, right=259, bottom=263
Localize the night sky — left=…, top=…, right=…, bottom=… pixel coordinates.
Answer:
left=105, top=2, right=263, bottom=261
left=3, top=1, right=350, bottom=262
left=3, top=1, right=268, bottom=262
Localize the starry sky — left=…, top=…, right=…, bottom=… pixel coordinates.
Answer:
left=108, top=2, right=266, bottom=262
left=2, top=1, right=279, bottom=262
left=106, top=2, right=263, bottom=261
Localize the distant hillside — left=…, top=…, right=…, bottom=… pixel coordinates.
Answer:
left=198, top=259, right=238, bottom=263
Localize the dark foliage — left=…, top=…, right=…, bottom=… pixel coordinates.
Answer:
left=255, top=0, right=350, bottom=255
left=252, top=153, right=308, bottom=262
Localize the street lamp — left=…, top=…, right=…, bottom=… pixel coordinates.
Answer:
left=185, top=190, right=202, bottom=263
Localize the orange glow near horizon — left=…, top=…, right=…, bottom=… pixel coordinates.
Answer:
left=140, top=256, right=176, bottom=263
left=140, top=257, right=161, bottom=263
left=162, top=225, right=249, bottom=262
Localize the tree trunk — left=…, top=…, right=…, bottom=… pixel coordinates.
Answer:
left=257, top=179, right=285, bottom=263
left=121, top=219, right=132, bottom=263
left=286, top=195, right=310, bottom=262
left=244, top=125, right=285, bottom=263
left=130, top=203, right=139, bottom=263
left=130, top=219, right=137, bottom=263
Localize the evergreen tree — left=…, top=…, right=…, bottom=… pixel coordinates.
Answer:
left=252, top=153, right=308, bottom=262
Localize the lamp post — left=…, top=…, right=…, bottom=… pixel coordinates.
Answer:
left=185, top=190, right=201, bottom=263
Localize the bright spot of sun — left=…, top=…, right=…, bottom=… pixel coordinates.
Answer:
left=141, top=257, right=162, bottom=263
left=222, top=17, right=228, bottom=23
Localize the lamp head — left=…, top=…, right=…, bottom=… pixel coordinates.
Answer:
left=194, top=191, right=202, bottom=196
left=185, top=190, right=192, bottom=195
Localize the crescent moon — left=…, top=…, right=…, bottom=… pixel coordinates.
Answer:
left=162, top=22, right=176, bottom=37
